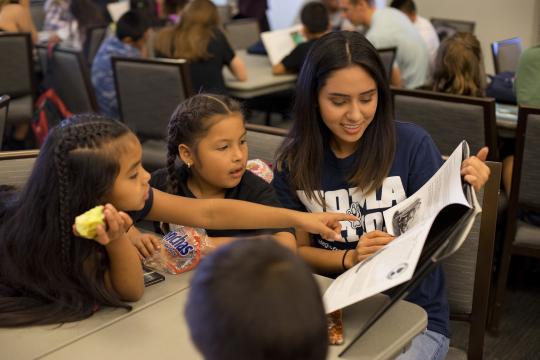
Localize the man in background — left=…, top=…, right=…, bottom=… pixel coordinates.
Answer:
left=91, top=10, right=150, bottom=119
left=338, top=0, right=430, bottom=88
left=390, top=0, right=439, bottom=65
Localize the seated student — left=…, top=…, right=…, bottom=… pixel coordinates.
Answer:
left=161, top=0, right=188, bottom=25
left=271, top=31, right=490, bottom=360
left=185, top=237, right=328, bottom=360
left=0, top=0, right=38, bottom=43
left=389, top=0, right=439, bottom=66
left=430, top=32, right=485, bottom=97
left=338, top=0, right=430, bottom=88
left=154, top=0, right=246, bottom=94
left=44, top=0, right=107, bottom=49
left=272, top=2, right=330, bottom=75
left=91, top=10, right=150, bottom=119
left=0, top=113, right=352, bottom=327
left=501, top=42, right=540, bottom=208
left=141, top=94, right=296, bottom=256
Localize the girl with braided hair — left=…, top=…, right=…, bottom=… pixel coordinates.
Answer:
left=0, top=113, right=354, bottom=327
left=144, top=94, right=296, bottom=258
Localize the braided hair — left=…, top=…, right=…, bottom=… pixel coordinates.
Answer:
left=0, top=114, right=135, bottom=327
left=165, top=94, right=242, bottom=196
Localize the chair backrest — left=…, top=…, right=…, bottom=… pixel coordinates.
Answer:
left=0, top=150, right=39, bottom=187
left=36, top=45, right=98, bottom=113
left=84, top=25, right=109, bottom=64
left=430, top=18, right=475, bottom=42
left=113, top=57, right=192, bottom=140
left=224, top=18, right=260, bottom=50
left=245, top=123, right=287, bottom=165
left=0, top=95, right=9, bottom=151
left=511, top=106, right=540, bottom=211
left=443, top=161, right=501, bottom=360
left=491, top=37, right=523, bottom=74
left=0, top=33, right=35, bottom=99
left=391, top=88, right=499, bottom=160
left=30, top=1, right=46, bottom=31
left=377, top=47, right=396, bottom=82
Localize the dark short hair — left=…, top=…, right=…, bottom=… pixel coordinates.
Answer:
left=116, top=10, right=151, bottom=41
left=389, top=0, right=416, bottom=14
left=185, top=237, right=328, bottom=360
left=301, top=2, right=329, bottom=34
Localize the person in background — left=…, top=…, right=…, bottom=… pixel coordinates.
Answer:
left=185, top=237, right=328, bottom=360
left=161, top=0, right=188, bottom=25
left=515, top=42, right=540, bottom=108
left=141, top=94, right=296, bottom=257
left=44, top=0, right=106, bottom=49
left=430, top=32, right=485, bottom=97
left=273, top=2, right=330, bottom=75
left=501, top=42, right=540, bottom=201
left=389, top=0, right=439, bottom=66
left=154, top=0, right=246, bottom=94
left=0, top=0, right=37, bottom=43
left=272, top=31, right=490, bottom=360
left=91, top=10, right=150, bottom=119
left=236, top=0, right=269, bottom=32
left=338, top=0, right=430, bottom=88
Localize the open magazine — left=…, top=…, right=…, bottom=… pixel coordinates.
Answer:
left=323, top=141, right=481, bottom=314
left=260, top=25, right=305, bottom=66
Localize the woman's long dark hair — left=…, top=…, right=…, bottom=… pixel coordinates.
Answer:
left=0, top=114, right=134, bottom=327
left=276, top=31, right=396, bottom=206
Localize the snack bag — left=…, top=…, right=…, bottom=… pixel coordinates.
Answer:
left=327, top=309, right=344, bottom=345
left=246, top=159, right=273, bottom=183
left=75, top=205, right=105, bottom=239
left=143, top=225, right=207, bottom=275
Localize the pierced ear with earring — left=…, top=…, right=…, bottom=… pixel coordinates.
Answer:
left=186, top=162, right=191, bottom=169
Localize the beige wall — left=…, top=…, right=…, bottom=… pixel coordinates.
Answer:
left=412, top=0, right=540, bottom=74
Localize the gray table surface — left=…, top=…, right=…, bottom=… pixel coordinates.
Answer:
left=0, top=271, right=193, bottom=359
left=224, top=50, right=297, bottom=99
left=26, top=275, right=426, bottom=360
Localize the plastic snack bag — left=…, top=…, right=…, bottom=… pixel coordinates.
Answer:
left=143, top=225, right=208, bottom=274
left=246, top=159, right=273, bottom=183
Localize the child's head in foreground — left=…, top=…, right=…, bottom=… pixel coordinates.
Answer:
left=185, top=237, right=328, bottom=360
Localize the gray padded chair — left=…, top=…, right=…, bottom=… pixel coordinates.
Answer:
left=0, top=33, right=35, bottom=127
left=36, top=45, right=98, bottom=113
left=443, top=161, right=501, bottom=360
left=84, top=25, right=109, bottom=64
left=245, top=123, right=287, bottom=164
left=391, top=88, right=499, bottom=160
left=490, top=106, right=540, bottom=332
left=113, top=57, right=192, bottom=171
left=377, top=47, right=396, bottom=82
left=0, top=95, right=9, bottom=151
left=0, top=150, right=39, bottom=187
left=224, top=18, right=260, bottom=50
left=430, top=18, right=475, bottom=42
left=491, top=37, right=522, bottom=74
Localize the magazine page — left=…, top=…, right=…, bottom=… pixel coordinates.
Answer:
left=383, top=141, right=470, bottom=237
left=260, top=25, right=304, bottom=66
left=323, top=223, right=432, bottom=313
left=323, top=141, right=479, bottom=314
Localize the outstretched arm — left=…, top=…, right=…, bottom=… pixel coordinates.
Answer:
left=146, top=188, right=356, bottom=241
